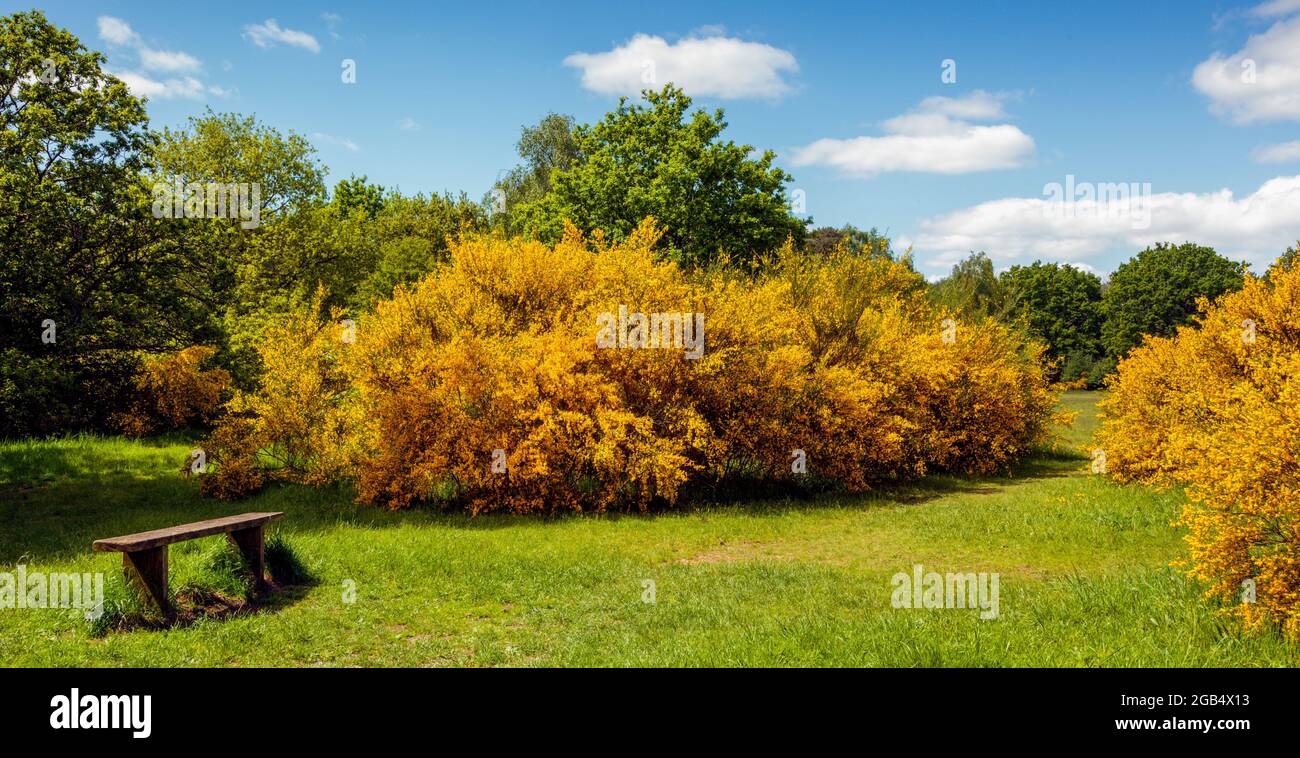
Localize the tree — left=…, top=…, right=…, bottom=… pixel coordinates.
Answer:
left=1101, top=242, right=1245, bottom=362
left=0, top=11, right=182, bottom=435
left=927, top=252, right=1016, bottom=321
left=150, top=112, right=351, bottom=386
left=153, top=109, right=326, bottom=216
left=332, top=175, right=386, bottom=219
left=356, top=192, right=487, bottom=306
left=999, top=262, right=1104, bottom=380
left=518, top=85, right=807, bottom=267
left=1267, top=241, right=1298, bottom=281
left=488, top=113, right=578, bottom=233
left=805, top=225, right=893, bottom=259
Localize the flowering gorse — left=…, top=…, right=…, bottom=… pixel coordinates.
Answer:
left=1098, top=253, right=1300, bottom=638
left=202, top=219, right=1056, bottom=514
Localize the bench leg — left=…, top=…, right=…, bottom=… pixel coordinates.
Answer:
left=123, top=546, right=169, bottom=615
left=228, top=526, right=267, bottom=590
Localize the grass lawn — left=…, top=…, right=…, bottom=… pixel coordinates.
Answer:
left=1, top=390, right=1296, bottom=667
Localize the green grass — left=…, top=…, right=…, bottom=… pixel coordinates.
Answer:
left=1, top=390, right=1295, bottom=666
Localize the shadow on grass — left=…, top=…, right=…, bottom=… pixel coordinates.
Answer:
left=92, top=577, right=318, bottom=636
left=0, top=441, right=1092, bottom=563
left=0, top=432, right=203, bottom=488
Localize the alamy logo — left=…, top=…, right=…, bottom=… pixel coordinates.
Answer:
left=596, top=305, right=705, bottom=359
left=1042, top=174, right=1151, bottom=230
left=0, top=565, right=103, bottom=620
left=152, top=180, right=262, bottom=229
left=891, top=563, right=1000, bottom=620
left=49, top=689, right=151, bottom=739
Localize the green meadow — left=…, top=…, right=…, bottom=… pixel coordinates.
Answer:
left=1, top=391, right=1295, bottom=667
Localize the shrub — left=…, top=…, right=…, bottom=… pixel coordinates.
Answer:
left=199, top=292, right=361, bottom=499
left=203, top=220, right=1057, bottom=513
left=111, top=346, right=231, bottom=437
left=1097, top=256, right=1300, bottom=638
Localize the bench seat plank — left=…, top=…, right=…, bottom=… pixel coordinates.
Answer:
left=92, top=512, right=283, bottom=553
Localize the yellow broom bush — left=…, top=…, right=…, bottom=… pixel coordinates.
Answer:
left=1098, top=255, right=1300, bottom=637
left=112, top=345, right=231, bottom=437
left=202, top=219, right=1057, bottom=514
left=200, top=293, right=363, bottom=500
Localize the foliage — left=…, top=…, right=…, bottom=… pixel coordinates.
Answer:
left=1100, top=242, right=1245, bottom=363
left=0, top=11, right=185, bottom=436
left=149, top=110, right=342, bottom=387
left=804, top=225, right=894, bottom=259
left=199, top=291, right=361, bottom=500
left=516, top=85, right=808, bottom=268
left=331, top=175, right=386, bottom=219
left=488, top=113, right=579, bottom=234
left=999, top=262, right=1105, bottom=382
left=152, top=108, right=327, bottom=215
left=203, top=221, right=1056, bottom=513
left=111, top=346, right=232, bottom=437
left=353, top=192, right=487, bottom=307
left=1097, top=254, right=1300, bottom=638
left=926, top=252, right=1018, bottom=321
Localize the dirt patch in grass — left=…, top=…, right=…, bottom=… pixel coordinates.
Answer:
left=673, top=539, right=782, bottom=565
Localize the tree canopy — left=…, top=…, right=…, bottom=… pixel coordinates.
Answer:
left=1100, top=242, right=1245, bottom=362
left=1000, top=262, right=1104, bottom=381
left=517, top=85, right=808, bottom=267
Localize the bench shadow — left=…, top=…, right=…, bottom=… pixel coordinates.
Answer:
left=96, top=577, right=318, bottom=635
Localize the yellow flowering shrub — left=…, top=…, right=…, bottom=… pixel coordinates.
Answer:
left=112, top=346, right=231, bottom=437
left=204, top=221, right=1057, bottom=514
left=200, top=293, right=362, bottom=499
left=1098, top=256, right=1300, bottom=637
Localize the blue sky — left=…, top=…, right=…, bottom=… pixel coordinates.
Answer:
left=17, top=0, right=1300, bottom=278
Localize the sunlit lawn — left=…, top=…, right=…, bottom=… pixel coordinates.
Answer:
left=1, top=390, right=1295, bottom=666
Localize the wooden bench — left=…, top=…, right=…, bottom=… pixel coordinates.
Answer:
left=93, top=512, right=284, bottom=614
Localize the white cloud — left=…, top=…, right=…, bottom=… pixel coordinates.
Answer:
left=790, top=91, right=1034, bottom=176
left=1192, top=9, right=1300, bottom=123
left=94, top=17, right=223, bottom=100
left=244, top=19, right=321, bottom=53
left=1253, top=140, right=1300, bottom=162
left=110, top=71, right=216, bottom=100
left=312, top=132, right=360, bottom=152
left=563, top=33, right=798, bottom=99
left=1252, top=0, right=1300, bottom=16
left=911, top=90, right=1012, bottom=120
left=97, top=16, right=202, bottom=73
left=137, top=48, right=201, bottom=73
left=396, top=117, right=420, bottom=131
left=322, top=12, right=343, bottom=40
left=97, top=16, right=138, bottom=46
left=904, top=174, right=1300, bottom=273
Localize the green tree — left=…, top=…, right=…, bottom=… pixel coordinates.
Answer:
left=518, top=85, right=807, bottom=267
left=356, top=192, right=488, bottom=306
left=332, top=175, right=387, bottom=219
left=1101, top=242, right=1245, bottom=362
left=1000, top=262, right=1104, bottom=380
left=927, top=252, right=1016, bottom=321
left=0, top=11, right=183, bottom=435
left=1267, top=241, right=1298, bottom=281
left=805, top=224, right=893, bottom=258
left=488, top=113, right=578, bottom=234
left=153, top=109, right=326, bottom=215
left=150, top=112, right=351, bottom=385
